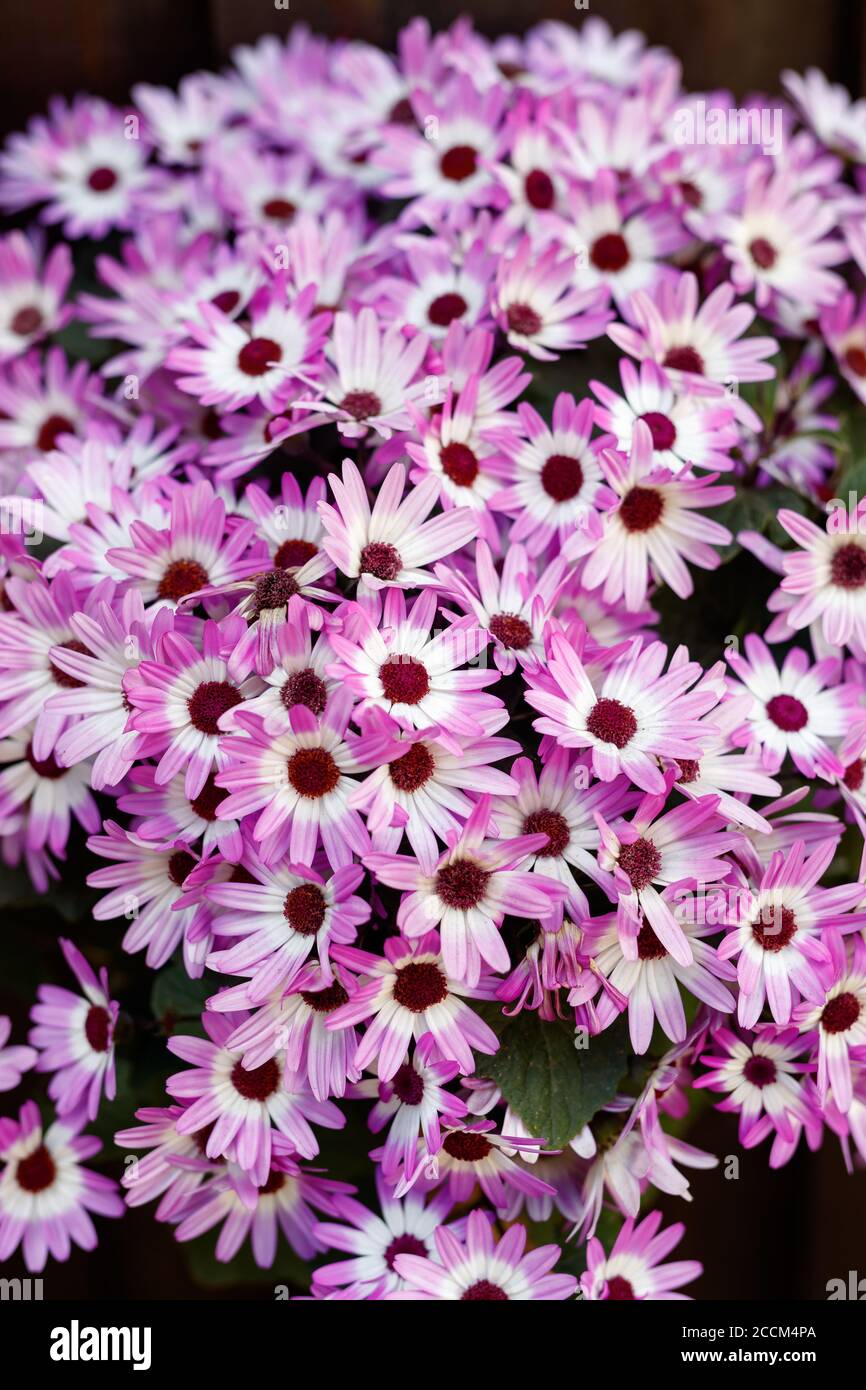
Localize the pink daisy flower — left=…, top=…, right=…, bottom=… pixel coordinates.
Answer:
left=29, top=938, right=118, bottom=1121
left=591, top=359, right=738, bottom=476
left=166, top=1011, right=344, bottom=1186
left=0, top=231, right=72, bottom=361
left=326, top=931, right=500, bottom=1081
left=360, top=1033, right=469, bottom=1181
left=366, top=794, right=566, bottom=984
left=0, top=725, right=99, bottom=857
left=328, top=588, right=500, bottom=737
left=107, top=479, right=264, bottom=607
left=485, top=394, right=610, bottom=556
left=290, top=307, right=430, bottom=440
left=695, top=1024, right=815, bottom=1146
left=388, top=1208, right=576, bottom=1300
left=580, top=1210, right=701, bottom=1300
left=173, top=1153, right=352, bottom=1268
left=494, top=236, right=612, bottom=360
left=794, top=933, right=866, bottom=1114
left=0, top=1100, right=123, bottom=1272
left=574, top=420, right=734, bottom=611
left=167, top=280, right=330, bottom=414
left=318, top=457, right=477, bottom=591
left=718, top=839, right=866, bottom=1028
left=313, top=1177, right=455, bottom=1296
left=525, top=632, right=718, bottom=794
left=125, top=616, right=261, bottom=800
left=205, top=855, right=369, bottom=999
left=215, top=689, right=385, bottom=869
left=777, top=506, right=866, bottom=651
left=725, top=634, right=861, bottom=781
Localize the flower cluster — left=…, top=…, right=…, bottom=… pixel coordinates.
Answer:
left=1, top=16, right=866, bottom=1301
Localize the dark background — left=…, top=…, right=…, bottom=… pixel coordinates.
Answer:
left=0, top=0, right=865, bottom=1300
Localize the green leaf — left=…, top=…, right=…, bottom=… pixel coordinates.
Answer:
left=150, top=961, right=212, bottom=1034
left=480, top=1008, right=629, bottom=1147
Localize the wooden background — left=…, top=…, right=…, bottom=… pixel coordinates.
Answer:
left=0, top=0, right=864, bottom=1299
left=0, top=0, right=864, bottom=138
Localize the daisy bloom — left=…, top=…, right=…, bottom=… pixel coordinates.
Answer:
left=494, top=236, right=612, bottom=360
left=366, top=794, right=566, bottom=985
left=0, top=1100, right=123, bottom=1272
left=326, top=931, right=500, bottom=1082
left=580, top=1211, right=701, bottom=1300
left=313, top=1177, right=454, bottom=1296
left=388, top=1207, right=576, bottom=1300
left=318, top=457, right=477, bottom=591
left=29, top=938, right=118, bottom=1121
left=695, top=1024, right=815, bottom=1145
left=794, top=933, right=866, bottom=1113
left=574, top=420, right=734, bottom=611
left=777, top=506, right=866, bottom=651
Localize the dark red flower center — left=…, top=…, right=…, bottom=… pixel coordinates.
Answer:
left=340, top=390, right=382, bottom=421
left=385, top=1232, right=428, bottom=1268
left=440, top=145, right=478, bottom=181
left=640, top=411, right=677, bottom=451
left=586, top=696, right=638, bottom=748
left=525, top=168, right=555, bottom=210
left=676, top=758, right=700, bottom=784
left=679, top=180, right=703, bottom=208
left=287, top=747, right=340, bottom=799
left=606, top=1275, right=636, bottom=1300
left=84, top=1004, right=112, bottom=1052
left=167, top=849, right=196, bottom=887
left=831, top=543, right=866, bottom=590
left=541, top=452, right=584, bottom=502
left=749, top=237, right=777, bottom=270
left=440, top=441, right=479, bottom=487
left=435, top=858, right=490, bottom=909
left=821, top=991, right=861, bottom=1034
left=428, top=292, right=467, bottom=327
left=238, top=337, right=282, bottom=377
left=360, top=541, right=402, bottom=582
left=619, top=837, right=661, bottom=892
left=442, top=1130, right=492, bottom=1161
left=506, top=302, right=543, bottom=337
left=11, top=305, right=43, bottom=336
left=844, top=345, right=866, bottom=377
left=252, top=568, right=299, bottom=616
left=523, top=808, right=570, bottom=857
left=259, top=1169, right=287, bottom=1194
left=26, top=744, right=66, bottom=779
left=462, top=1279, right=508, bottom=1300
left=844, top=758, right=865, bottom=791
left=262, top=197, right=296, bottom=221
left=663, top=345, right=704, bottom=375
left=489, top=612, right=533, bottom=650
left=636, top=922, right=667, bottom=959
left=190, top=772, right=226, bottom=821
left=87, top=166, right=118, bottom=192
left=283, top=882, right=327, bottom=936
left=50, top=638, right=88, bottom=689
left=157, top=558, right=209, bottom=602
left=389, top=741, right=435, bottom=792
left=211, top=289, right=240, bottom=315
left=380, top=656, right=430, bottom=705
left=274, top=538, right=318, bottom=569
left=619, top=485, right=664, bottom=532
left=590, top=232, right=630, bottom=272
left=388, top=97, right=416, bottom=125
left=392, top=960, right=449, bottom=1012
left=16, top=1144, right=56, bottom=1193
left=743, top=1054, right=777, bottom=1087
left=299, top=980, right=349, bottom=1013
left=282, top=668, right=328, bottom=717
left=765, top=694, right=808, bottom=733
left=231, top=1057, right=281, bottom=1101
left=751, top=904, right=797, bottom=952
left=187, top=680, right=242, bottom=735
left=36, top=413, right=75, bottom=452
left=391, top=1062, right=425, bottom=1106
